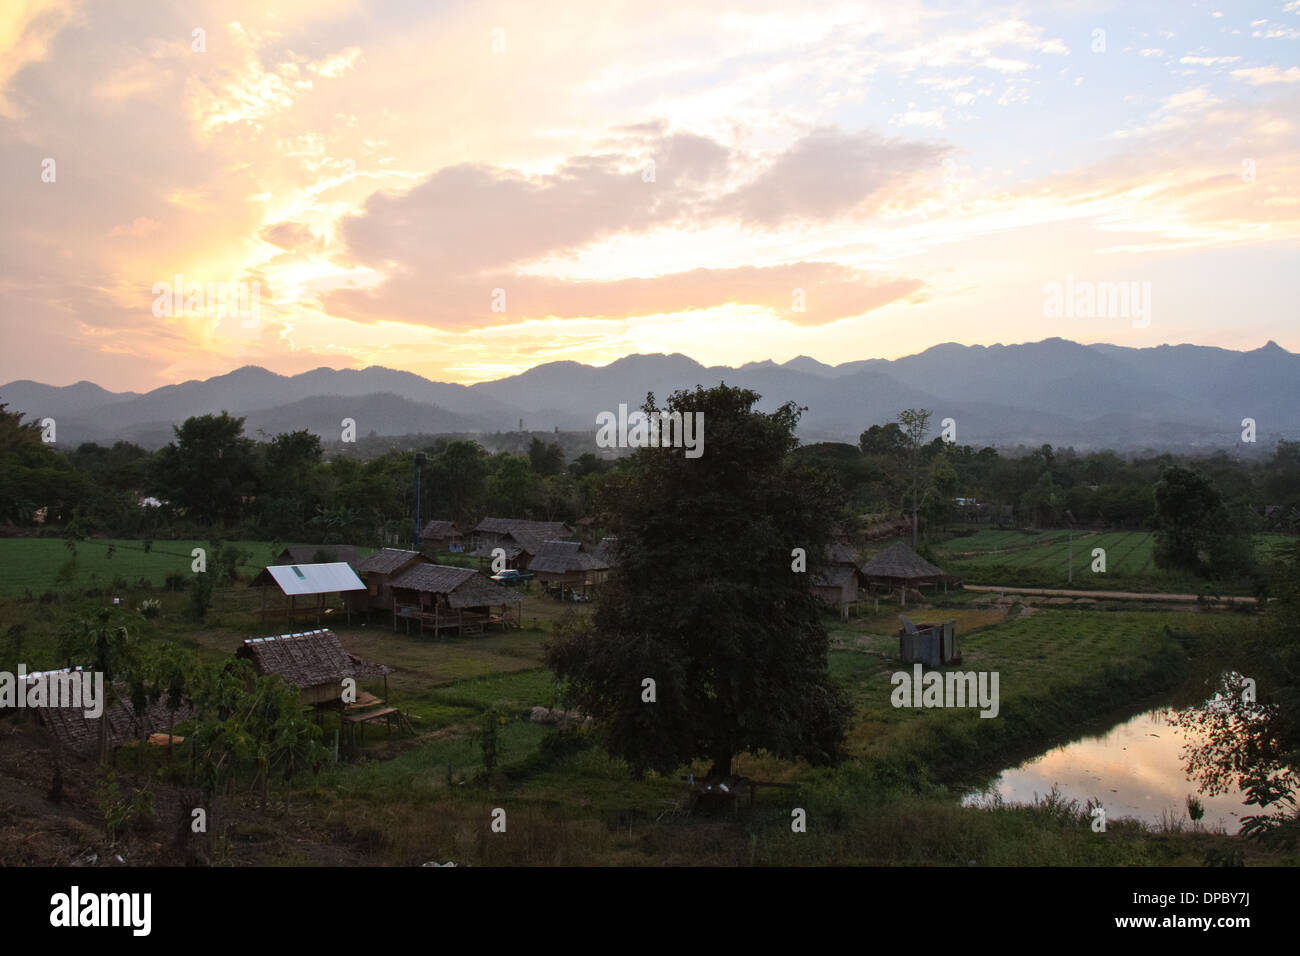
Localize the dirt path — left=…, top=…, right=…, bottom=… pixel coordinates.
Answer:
left=963, top=584, right=1256, bottom=603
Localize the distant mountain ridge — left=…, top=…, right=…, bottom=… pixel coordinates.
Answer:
left=2, top=338, right=1295, bottom=451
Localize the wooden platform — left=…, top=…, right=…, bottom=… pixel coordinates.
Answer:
left=392, top=604, right=512, bottom=637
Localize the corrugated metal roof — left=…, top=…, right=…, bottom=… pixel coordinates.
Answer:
left=265, top=562, right=366, bottom=596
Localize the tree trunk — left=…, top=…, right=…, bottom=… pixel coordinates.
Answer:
left=912, top=473, right=919, bottom=548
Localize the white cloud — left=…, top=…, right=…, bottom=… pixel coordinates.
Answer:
left=893, top=109, right=945, bottom=128
left=985, top=56, right=1031, bottom=73
left=1231, top=66, right=1300, bottom=85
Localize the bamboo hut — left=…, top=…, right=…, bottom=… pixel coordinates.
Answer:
left=10, top=668, right=195, bottom=759
left=466, top=530, right=550, bottom=571
left=470, top=518, right=574, bottom=552
left=812, top=542, right=866, bottom=618
left=419, top=520, right=464, bottom=552
left=388, top=564, right=523, bottom=636
left=530, top=540, right=610, bottom=599
left=237, top=631, right=402, bottom=735
left=860, top=541, right=948, bottom=608
left=350, top=548, right=431, bottom=613
left=237, top=629, right=359, bottom=708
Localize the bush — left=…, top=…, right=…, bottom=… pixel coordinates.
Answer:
left=138, top=598, right=161, bottom=619
left=190, top=573, right=213, bottom=621
left=537, top=728, right=593, bottom=764
left=96, top=771, right=155, bottom=842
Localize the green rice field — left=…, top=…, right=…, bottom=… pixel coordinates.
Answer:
left=0, top=538, right=374, bottom=596
left=932, top=529, right=1296, bottom=587
left=937, top=530, right=1154, bottom=573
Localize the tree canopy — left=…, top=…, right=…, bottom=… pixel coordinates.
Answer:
left=546, top=383, right=852, bottom=779
left=1152, top=465, right=1253, bottom=577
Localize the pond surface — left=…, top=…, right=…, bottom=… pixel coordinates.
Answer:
left=962, top=705, right=1251, bottom=832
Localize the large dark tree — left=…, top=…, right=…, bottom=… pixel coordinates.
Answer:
left=0, top=403, right=82, bottom=523
left=547, top=384, right=851, bottom=779
left=428, top=439, right=489, bottom=523
left=1152, top=465, right=1252, bottom=577
left=152, top=413, right=257, bottom=525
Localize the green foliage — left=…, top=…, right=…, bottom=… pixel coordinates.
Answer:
left=96, top=770, right=154, bottom=842
left=0, top=403, right=82, bottom=523
left=214, top=542, right=252, bottom=585
left=475, top=708, right=507, bottom=774
left=528, top=437, right=566, bottom=476
left=152, top=412, right=257, bottom=525
left=189, top=571, right=213, bottom=621
left=1152, top=465, right=1254, bottom=578
left=1173, top=541, right=1300, bottom=841
left=548, top=384, right=852, bottom=778
left=186, top=658, right=325, bottom=800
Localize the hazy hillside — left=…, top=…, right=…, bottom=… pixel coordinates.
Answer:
left=2, top=338, right=1295, bottom=451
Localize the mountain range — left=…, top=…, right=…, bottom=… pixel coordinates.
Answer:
left=2, top=338, right=1295, bottom=452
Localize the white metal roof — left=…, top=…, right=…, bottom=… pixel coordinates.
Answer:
left=264, top=562, right=366, bottom=596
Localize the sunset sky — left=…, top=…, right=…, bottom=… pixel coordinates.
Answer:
left=2, top=0, right=1298, bottom=391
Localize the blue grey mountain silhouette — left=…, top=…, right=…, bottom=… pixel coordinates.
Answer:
left=2, top=338, right=1294, bottom=451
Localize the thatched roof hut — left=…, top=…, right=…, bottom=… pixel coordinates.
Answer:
left=419, top=520, right=464, bottom=550
left=813, top=543, right=865, bottom=616
left=826, top=542, right=859, bottom=566
left=466, top=530, right=551, bottom=570
left=860, top=541, right=948, bottom=607
left=860, top=541, right=944, bottom=581
left=530, top=540, right=610, bottom=596
left=471, top=518, right=574, bottom=551
left=237, top=629, right=360, bottom=707
left=17, top=670, right=195, bottom=758
left=356, top=548, right=424, bottom=576
left=387, top=564, right=522, bottom=636
left=350, top=548, right=431, bottom=613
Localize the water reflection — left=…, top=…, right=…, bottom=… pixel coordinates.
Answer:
left=962, top=707, right=1251, bottom=831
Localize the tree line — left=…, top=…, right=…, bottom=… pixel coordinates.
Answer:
left=2, top=400, right=1296, bottom=564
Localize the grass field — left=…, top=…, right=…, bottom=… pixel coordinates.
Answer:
left=1, top=540, right=1294, bottom=866
left=931, top=529, right=1295, bottom=591
left=0, top=538, right=378, bottom=596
